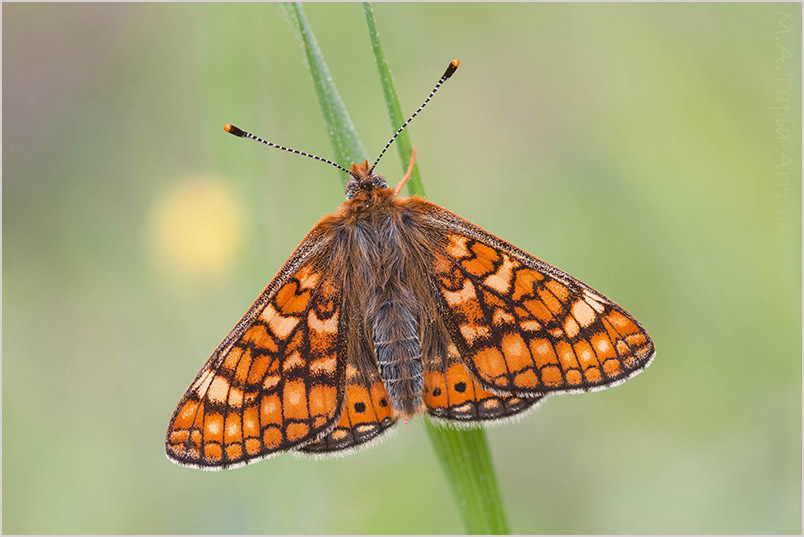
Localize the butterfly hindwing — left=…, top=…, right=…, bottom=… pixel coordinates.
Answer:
left=422, top=202, right=655, bottom=396
left=301, top=317, right=397, bottom=454
left=166, top=230, right=347, bottom=469
left=424, top=342, right=542, bottom=423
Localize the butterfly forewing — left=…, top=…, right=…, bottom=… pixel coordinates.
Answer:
left=166, top=230, right=348, bottom=469
left=421, top=201, right=655, bottom=396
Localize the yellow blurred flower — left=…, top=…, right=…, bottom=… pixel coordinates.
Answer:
left=147, top=175, right=246, bottom=287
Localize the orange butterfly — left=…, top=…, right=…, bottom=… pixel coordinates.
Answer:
left=166, top=60, right=654, bottom=469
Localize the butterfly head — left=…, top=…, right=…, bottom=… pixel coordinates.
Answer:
left=345, top=161, right=389, bottom=200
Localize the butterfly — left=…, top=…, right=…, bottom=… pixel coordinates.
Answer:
left=166, top=60, right=655, bottom=470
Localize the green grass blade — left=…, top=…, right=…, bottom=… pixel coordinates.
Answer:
left=424, top=425, right=510, bottom=534
left=361, top=2, right=424, bottom=196
left=282, top=2, right=367, bottom=186
left=285, top=2, right=510, bottom=533
left=363, top=4, right=510, bottom=534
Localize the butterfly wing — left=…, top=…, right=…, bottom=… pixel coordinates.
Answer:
left=422, top=201, right=655, bottom=397
left=166, top=227, right=347, bottom=469
left=424, top=342, right=542, bottom=423
left=300, top=315, right=397, bottom=454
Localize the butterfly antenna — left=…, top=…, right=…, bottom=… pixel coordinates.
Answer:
left=223, top=124, right=351, bottom=175
left=370, top=59, right=460, bottom=173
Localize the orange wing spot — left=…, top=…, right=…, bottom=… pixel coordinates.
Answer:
left=227, top=386, right=244, bottom=408
left=263, top=427, right=282, bottom=449
left=602, top=358, right=622, bottom=377
left=584, top=367, right=602, bottom=383
left=520, top=320, right=542, bottom=332
left=501, top=332, right=532, bottom=373
left=355, top=424, right=377, bottom=435
left=442, top=278, right=477, bottom=306
left=261, top=304, right=300, bottom=338
left=233, top=352, right=254, bottom=384
left=459, top=323, right=490, bottom=345
left=555, top=341, right=580, bottom=370
left=345, top=384, right=373, bottom=424
left=540, top=364, right=563, bottom=387
left=607, top=311, right=636, bottom=332
left=512, top=269, right=541, bottom=301
left=445, top=365, right=474, bottom=404
left=591, top=333, right=616, bottom=360
left=626, top=333, right=647, bottom=347
left=225, top=443, right=243, bottom=461
left=565, top=369, right=583, bottom=385
left=274, top=281, right=310, bottom=315
left=571, top=299, right=597, bottom=328
left=282, top=380, right=309, bottom=420
left=243, top=405, right=259, bottom=437
left=331, top=429, right=349, bottom=441
left=174, top=400, right=199, bottom=429
left=282, top=351, right=305, bottom=372
left=205, top=443, right=223, bottom=463
left=312, top=416, right=327, bottom=429
left=310, top=355, right=337, bottom=376
left=286, top=422, right=310, bottom=441
left=170, top=430, right=189, bottom=444
left=481, top=398, right=502, bottom=411
left=463, top=243, right=499, bottom=277
left=242, top=324, right=273, bottom=349
left=523, top=298, right=554, bottom=323
left=545, top=280, right=570, bottom=301
left=564, top=316, right=580, bottom=338
left=537, top=286, right=563, bottom=314
left=574, top=340, right=598, bottom=368
left=191, top=429, right=202, bottom=446
left=308, top=309, right=338, bottom=334
left=262, top=375, right=280, bottom=391
left=492, top=309, right=516, bottom=326
left=192, top=370, right=214, bottom=395
left=260, top=394, right=282, bottom=426
left=583, top=291, right=607, bottom=313
left=530, top=338, right=560, bottom=368
left=445, top=233, right=471, bottom=258
left=295, top=265, right=321, bottom=289
left=206, top=376, right=230, bottom=403
left=247, top=354, right=274, bottom=384
left=309, top=385, right=337, bottom=417
left=473, top=347, right=507, bottom=378
left=615, top=339, right=631, bottom=356
left=244, top=438, right=261, bottom=455
left=224, top=416, right=242, bottom=443
left=483, top=255, right=515, bottom=294
left=370, top=382, right=393, bottom=419
left=222, top=346, right=243, bottom=371
left=424, top=371, right=448, bottom=407
left=514, top=369, right=540, bottom=389
left=204, top=412, right=224, bottom=443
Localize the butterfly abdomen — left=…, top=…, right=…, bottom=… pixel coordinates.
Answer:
left=372, top=297, right=423, bottom=415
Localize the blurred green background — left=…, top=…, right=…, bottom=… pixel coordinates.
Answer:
left=3, top=3, right=801, bottom=534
